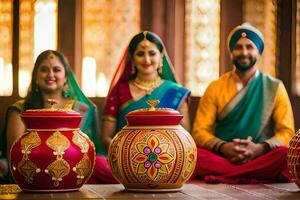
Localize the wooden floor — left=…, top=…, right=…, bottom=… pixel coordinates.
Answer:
left=0, top=182, right=300, bottom=200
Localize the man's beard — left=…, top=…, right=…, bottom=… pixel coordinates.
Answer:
left=233, top=56, right=257, bottom=72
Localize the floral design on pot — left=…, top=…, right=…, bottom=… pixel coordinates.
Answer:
left=133, top=134, right=174, bottom=180
left=108, top=100, right=197, bottom=192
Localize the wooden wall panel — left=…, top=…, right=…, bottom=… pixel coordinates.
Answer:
left=277, top=0, right=300, bottom=130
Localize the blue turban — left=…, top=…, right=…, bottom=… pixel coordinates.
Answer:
left=227, top=23, right=264, bottom=54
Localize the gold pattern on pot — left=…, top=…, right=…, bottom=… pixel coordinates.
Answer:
left=45, top=130, right=70, bottom=187
left=45, top=159, right=70, bottom=187
left=15, top=131, right=41, bottom=183
left=72, top=130, right=92, bottom=184
left=72, top=130, right=89, bottom=153
left=73, top=154, right=92, bottom=185
left=183, top=147, right=196, bottom=179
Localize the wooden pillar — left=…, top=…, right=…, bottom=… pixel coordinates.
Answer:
left=12, top=0, right=20, bottom=97
left=165, top=0, right=185, bottom=85
left=277, top=0, right=299, bottom=130
left=151, top=0, right=166, bottom=41
left=219, top=0, right=243, bottom=75
left=140, top=0, right=185, bottom=84
left=140, top=0, right=152, bottom=31
left=57, top=0, right=82, bottom=84
left=277, top=0, right=292, bottom=90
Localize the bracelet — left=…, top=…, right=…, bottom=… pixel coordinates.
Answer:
left=214, top=141, right=226, bottom=155
left=260, top=142, right=270, bottom=154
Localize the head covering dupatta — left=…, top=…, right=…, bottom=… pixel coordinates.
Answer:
left=107, top=33, right=178, bottom=97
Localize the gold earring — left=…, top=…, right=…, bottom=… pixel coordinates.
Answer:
left=158, top=61, right=163, bottom=74
left=62, top=82, right=70, bottom=97
left=63, top=82, right=70, bottom=92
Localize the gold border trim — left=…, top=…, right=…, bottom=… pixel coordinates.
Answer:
left=21, top=116, right=80, bottom=118
left=27, top=128, right=80, bottom=131
left=25, top=108, right=73, bottom=112
left=122, top=125, right=183, bottom=129
left=21, top=187, right=81, bottom=192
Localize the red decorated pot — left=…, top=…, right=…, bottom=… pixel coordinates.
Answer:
left=287, top=129, right=300, bottom=188
left=10, top=101, right=96, bottom=192
left=108, top=100, right=197, bottom=192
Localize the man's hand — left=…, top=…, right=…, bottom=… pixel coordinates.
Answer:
left=219, top=141, right=249, bottom=163
left=220, top=137, right=270, bottom=164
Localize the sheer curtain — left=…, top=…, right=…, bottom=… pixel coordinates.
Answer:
left=0, top=1, right=13, bottom=96
left=19, top=0, right=57, bottom=97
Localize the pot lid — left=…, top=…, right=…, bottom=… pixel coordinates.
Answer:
left=125, top=100, right=183, bottom=126
left=22, top=99, right=81, bottom=118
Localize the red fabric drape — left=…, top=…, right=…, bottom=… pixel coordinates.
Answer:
left=192, top=147, right=292, bottom=184
left=87, top=155, right=118, bottom=184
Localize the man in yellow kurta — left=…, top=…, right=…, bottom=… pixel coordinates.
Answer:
left=192, top=23, right=295, bottom=184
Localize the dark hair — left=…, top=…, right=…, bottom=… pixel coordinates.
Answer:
left=128, top=31, right=164, bottom=56
left=23, top=50, right=70, bottom=110
left=127, top=31, right=164, bottom=80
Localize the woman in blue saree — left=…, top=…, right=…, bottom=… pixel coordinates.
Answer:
left=101, top=31, right=191, bottom=155
left=89, top=31, right=190, bottom=183
left=90, top=31, right=190, bottom=183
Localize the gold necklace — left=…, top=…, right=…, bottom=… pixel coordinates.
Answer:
left=132, top=77, right=162, bottom=95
